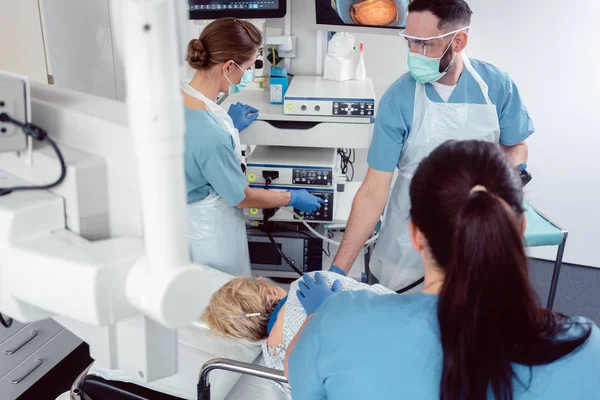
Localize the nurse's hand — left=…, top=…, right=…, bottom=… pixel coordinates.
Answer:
left=297, top=272, right=342, bottom=315
left=288, top=189, right=325, bottom=214
left=228, top=102, right=259, bottom=132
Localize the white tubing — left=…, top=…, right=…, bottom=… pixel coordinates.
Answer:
left=293, top=212, right=379, bottom=247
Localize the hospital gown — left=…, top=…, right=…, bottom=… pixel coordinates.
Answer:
left=261, top=271, right=395, bottom=396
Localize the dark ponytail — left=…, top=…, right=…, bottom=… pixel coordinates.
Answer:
left=410, top=140, right=591, bottom=400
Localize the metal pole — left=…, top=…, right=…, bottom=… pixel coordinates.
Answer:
left=547, top=234, right=568, bottom=310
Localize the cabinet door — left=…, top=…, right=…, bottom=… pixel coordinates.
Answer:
left=0, top=0, right=51, bottom=84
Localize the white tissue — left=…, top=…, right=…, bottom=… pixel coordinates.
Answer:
left=323, top=32, right=356, bottom=82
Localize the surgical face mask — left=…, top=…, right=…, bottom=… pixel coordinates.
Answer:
left=225, top=62, right=253, bottom=95
left=401, top=26, right=469, bottom=84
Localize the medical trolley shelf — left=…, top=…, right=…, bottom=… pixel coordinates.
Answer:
left=220, top=88, right=373, bottom=149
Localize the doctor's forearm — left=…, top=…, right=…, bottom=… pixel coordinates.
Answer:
left=333, top=189, right=388, bottom=274
left=236, top=187, right=291, bottom=209
left=501, top=142, right=528, bottom=166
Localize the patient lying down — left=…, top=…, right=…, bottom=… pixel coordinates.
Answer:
left=202, top=271, right=394, bottom=394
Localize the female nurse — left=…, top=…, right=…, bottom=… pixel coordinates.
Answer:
left=182, top=18, right=323, bottom=276
left=287, top=140, right=600, bottom=399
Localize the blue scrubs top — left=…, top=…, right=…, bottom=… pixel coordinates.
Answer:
left=184, top=107, right=247, bottom=206
left=288, top=292, right=600, bottom=400
left=368, top=58, right=536, bottom=172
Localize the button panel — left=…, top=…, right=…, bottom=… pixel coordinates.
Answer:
left=294, top=191, right=333, bottom=222
left=333, top=101, right=374, bottom=117
left=293, top=169, right=332, bottom=186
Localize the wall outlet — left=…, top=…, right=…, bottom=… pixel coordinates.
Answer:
left=0, top=98, right=16, bottom=136
left=0, top=71, right=29, bottom=153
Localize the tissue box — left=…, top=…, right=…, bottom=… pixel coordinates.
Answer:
left=269, top=66, right=289, bottom=104
left=323, top=53, right=355, bottom=82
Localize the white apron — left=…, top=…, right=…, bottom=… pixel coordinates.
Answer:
left=370, top=53, right=501, bottom=291
left=181, top=82, right=244, bottom=163
left=182, top=82, right=251, bottom=276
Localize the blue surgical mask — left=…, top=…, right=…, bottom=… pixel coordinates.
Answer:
left=226, top=62, right=253, bottom=94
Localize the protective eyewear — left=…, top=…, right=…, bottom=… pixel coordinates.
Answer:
left=399, top=26, right=469, bottom=55
left=398, top=26, right=470, bottom=41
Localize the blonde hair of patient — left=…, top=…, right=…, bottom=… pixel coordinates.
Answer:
left=201, top=277, right=281, bottom=342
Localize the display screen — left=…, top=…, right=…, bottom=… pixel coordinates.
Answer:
left=315, top=0, right=411, bottom=30
left=189, top=0, right=279, bottom=11
left=249, top=242, right=282, bottom=266
left=189, top=0, right=286, bottom=19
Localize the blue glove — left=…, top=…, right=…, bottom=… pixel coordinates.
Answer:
left=228, top=102, right=258, bottom=132
left=516, top=163, right=528, bottom=172
left=296, top=272, right=341, bottom=315
left=328, top=266, right=346, bottom=276
left=288, top=189, right=325, bottom=214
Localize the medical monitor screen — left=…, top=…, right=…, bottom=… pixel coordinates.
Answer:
left=315, top=0, right=410, bottom=30
left=189, top=1, right=286, bottom=19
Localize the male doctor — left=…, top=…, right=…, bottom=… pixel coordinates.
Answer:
left=331, top=0, right=534, bottom=291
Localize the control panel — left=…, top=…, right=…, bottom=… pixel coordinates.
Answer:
left=292, top=168, right=332, bottom=186
left=332, top=101, right=375, bottom=117
left=293, top=191, right=333, bottom=222
left=247, top=185, right=334, bottom=224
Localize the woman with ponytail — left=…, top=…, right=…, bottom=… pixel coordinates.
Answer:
left=285, top=140, right=600, bottom=400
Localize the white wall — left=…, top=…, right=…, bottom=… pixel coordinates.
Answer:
left=467, top=0, right=600, bottom=267
left=0, top=0, right=50, bottom=83
left=287, top=0, right=600, bottom=267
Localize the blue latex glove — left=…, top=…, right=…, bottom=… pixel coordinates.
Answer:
left=296, top=272, right=341, bottom=315
left=516, top=163, right=528, bottom=172
left=228, top=102, right=258, bottom=132
left=328, top=266, right=346, bottom=276
left=288, top=189, right=325, bottom=214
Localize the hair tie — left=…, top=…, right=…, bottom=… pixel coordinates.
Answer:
left=469, top=185, right=488, bottom=196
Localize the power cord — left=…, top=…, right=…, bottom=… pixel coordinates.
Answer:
left=337, top=148, right=355, bottom=181
left=0, top=113, right=66, bottom=196
left=261, top=178, right=304, bottom=277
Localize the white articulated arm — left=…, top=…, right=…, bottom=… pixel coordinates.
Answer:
left=116, top=0, right=226, bottom=328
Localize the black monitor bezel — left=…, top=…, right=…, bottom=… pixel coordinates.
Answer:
left=189, top=1, right=287, bottom=20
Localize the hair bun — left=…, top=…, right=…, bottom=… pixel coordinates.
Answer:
left=187, top=38, right=208, bottom=68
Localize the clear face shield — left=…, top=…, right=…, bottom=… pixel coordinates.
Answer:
left=399, top=26, right=470, bottom=84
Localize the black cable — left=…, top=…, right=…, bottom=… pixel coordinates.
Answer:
left=337, top=148, right=355, bottom=182
left=349, top=149, right=355, bottom=181
left=0, top=113, right=66, bottom=196
left=395, top=277, right=425, bottom=294
left=256, top=224, right=328, bottom=258
left=0, top=313, right=13, bottom=329
left=261, top=179, right=304, bottom=277
left=324, top=230, right=334, bottom=258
